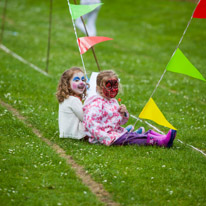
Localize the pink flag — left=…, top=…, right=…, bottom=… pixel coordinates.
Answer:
left=193, top=0, right=206, bottom=18
left=78, top=36, right=113, bottom=54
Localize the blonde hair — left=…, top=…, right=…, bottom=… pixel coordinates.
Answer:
left=56, top=67, right=87, bottom=103
left=96, top=70, right=119, bottom=95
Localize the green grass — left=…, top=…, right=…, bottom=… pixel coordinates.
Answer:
left=0, top=106, right=103, bottom=206
left=0, top=0, right=206, bottom=205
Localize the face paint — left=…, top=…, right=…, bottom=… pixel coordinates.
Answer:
left=70, top=72, right=86, bottom=95
left=81, top=76, right=85, bottom=81
left=103, top=79, right=119, bottom=98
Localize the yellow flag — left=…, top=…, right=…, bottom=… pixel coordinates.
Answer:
left=139, top=98, right=177, bottom=130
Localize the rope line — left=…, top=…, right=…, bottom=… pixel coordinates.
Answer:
left=143, top=0, right=201, bottom=107
left=73, top=0, right=101, bottom=72
left=130, top=115, right=165, bottom=134
left=130, top=114, right=206, bottom=157
left=177, top=139, right=206, bottom=157
left=0, top=44, right=50, bottom=77
left=1, top=0, right=204, bottom=158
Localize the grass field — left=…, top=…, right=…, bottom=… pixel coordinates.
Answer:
left=0, top=0, right=206, bottom=205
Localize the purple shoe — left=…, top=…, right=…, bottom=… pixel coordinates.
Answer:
left=166, top=129, right=177, bottom=148
left=149, top=130, right=162, bottom=136
left=147, top=129, right=176, bottom=148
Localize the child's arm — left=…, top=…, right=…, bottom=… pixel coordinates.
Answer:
left=119, top=104, right=129, bottom=125
left=70, top=98, right=84, bottom=121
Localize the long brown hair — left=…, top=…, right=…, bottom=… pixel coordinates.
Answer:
left=56, top=67, right=87, bottom=103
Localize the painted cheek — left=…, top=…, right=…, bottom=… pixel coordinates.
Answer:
left=71, top=82, right=78, bottom=90
left=103, top=88, right=109, bottom=97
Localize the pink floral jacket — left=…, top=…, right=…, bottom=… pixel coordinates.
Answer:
left=83, top=95, right=129, bottom=145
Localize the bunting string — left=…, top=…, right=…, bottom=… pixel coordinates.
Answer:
left=130, top=114, right=165, bottom=134
left=66, top=0, right=204, bottom=130
left=72, top=0, right=102, bottom=71
left=149, top=0, right=201, bottom=100
left=131, top=114, right=206, bottom=157
left=137, top=0, right=205, bottom=130
left=67, top=0, right=87, bottom=75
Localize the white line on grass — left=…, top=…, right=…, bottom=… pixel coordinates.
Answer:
left=177, top=139, right=206, bottom=157
left=0, top=44, right=50, bottom=77
left=131, top=114, right=206, bottom=157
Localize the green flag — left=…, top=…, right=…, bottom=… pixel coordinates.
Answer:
left=69, top=3, right=103, bottom=20
left=166, top=48, right=206, bottom=81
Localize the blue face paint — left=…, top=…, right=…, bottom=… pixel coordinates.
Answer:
left=72, top=76, right=80, bottom=81
left=81, top=76, right=85, bottom=81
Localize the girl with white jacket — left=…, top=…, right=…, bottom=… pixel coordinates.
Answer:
left=56, top=67, right=88, bottom=139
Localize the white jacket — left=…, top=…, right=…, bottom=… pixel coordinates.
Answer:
left=58, top=96, right=85, bottom=139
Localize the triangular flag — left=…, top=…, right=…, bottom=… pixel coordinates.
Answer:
left=193, top=0, right=206, bottom=18
left=139, top=98, right=177, bottom=130
left=166, top=48, right=206, bottom=81
left=78, top=36, right=113, bottom=54
left=69, top=3, right=103, bottom=20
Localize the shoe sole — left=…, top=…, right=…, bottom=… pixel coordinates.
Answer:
left=167, top=130, right=176, bottom=148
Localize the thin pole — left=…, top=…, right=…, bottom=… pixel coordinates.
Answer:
left=45, top=0, right=53, bottom=73
left=0, top=0, right=8, bottom=44
left=73, top=0, right=101, bottom=72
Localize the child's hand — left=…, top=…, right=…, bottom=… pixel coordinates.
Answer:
left=119, top=104, right=127, bottom=116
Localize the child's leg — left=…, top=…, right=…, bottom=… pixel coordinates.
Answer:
left=112, top=132, right=148, bottom=146
left=112, top=130, right=176, bottom=148
left=149, top=130, right=162, bottom=136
